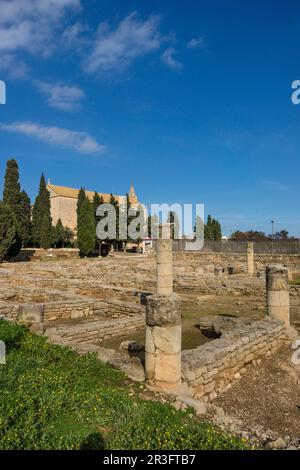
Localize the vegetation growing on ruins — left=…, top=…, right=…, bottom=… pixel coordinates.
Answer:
left=0, top=320, right=248, bottom=450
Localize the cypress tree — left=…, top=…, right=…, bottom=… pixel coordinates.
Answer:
left=93, top=192, right=103, bottom=252
left=17, top=190, right=32, bottom=246
left=109, top=194, right=119, bottom=248
left=40, top=212, right=52, bottom=249
left=2, top=159, right=30, bottom=247
left=0, top=202, right=21, bottom=262
left=32, top=174, right=52, bottom=247
left=77, top=199, right=95, bottom=257
left=3, top=159, right=21, bottom=211
left=54, top=218, right=64, bottom=248
left=77, top=187, right=86, bottom=229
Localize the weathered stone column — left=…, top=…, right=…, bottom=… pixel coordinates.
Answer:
left=18, top=304, right=44, bottom=334
left=145, top=293, right=181, bottom=392
left=145, top=231, right=181, bottom=392
left=156, top=238, right=173, bottom=295
left=266, top=265, right=290, bottom=328
left=214, top=266, right=223, bottom=277
left=246, top=241, right=254, bottom=276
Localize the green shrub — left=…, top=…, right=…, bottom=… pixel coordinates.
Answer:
left=0, top=320, right=26, bottom=350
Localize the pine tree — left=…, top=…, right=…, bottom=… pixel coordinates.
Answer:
left=32, top=174, right=52, bottom=247
left=77, top=187, right=86, bottom=229
left=77, top=199, right=95, bottom=256
left=0, top=202, right=21, bottom=262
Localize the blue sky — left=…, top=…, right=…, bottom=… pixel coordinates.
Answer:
left=0, top=0, right=299, bottom=236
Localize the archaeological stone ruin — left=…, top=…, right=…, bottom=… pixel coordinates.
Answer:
left=0, top=242, right=299, bottom=407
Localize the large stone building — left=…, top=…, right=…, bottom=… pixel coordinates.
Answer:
left=47, top=182, right=138, bottom=231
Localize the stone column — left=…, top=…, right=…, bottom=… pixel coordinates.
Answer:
left=266, top=265, right=290, bottom=328
left=156, top=238, right=173, bottom=295
left=145, top=293, right=181, bottom=392
left=214, top=266, right=223, bottom=276
left=18, top=304, right=44, bottom=334
left=246, top=241, right=254, bottom=276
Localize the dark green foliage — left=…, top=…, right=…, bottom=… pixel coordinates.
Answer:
left=2, top=159, right=21, bottom=210
left=109, top=194, right=119, bottom=247
left=40, top=213, right=52, bottom=249
left=32, top=174, right=52, bottom=247
left=167, top=211, right=180, bottom=239
left=147, top=214, right=159, bottom=239
left=52, top=220, right=74, bottom=248
left=17, top=190, right=32, bottom=246
left=0, top=319, right=249, bottom=450
left=93, top=192, right=104, bottom=252
left=54, top=218, right=64, bottom=247
left=204, top=214, right=222, bottom=241
left=2, top=159, right=31, bottom=248
left=77, top=199, right=95, bottom=256
left=127, top=203, right=145, bottom=244
left=0, top=202, right=22, bottom=262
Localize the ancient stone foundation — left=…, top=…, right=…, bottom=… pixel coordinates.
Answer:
left=182, top=317, right=286, bottom=402
left=145, top=293, right=181, bottom=392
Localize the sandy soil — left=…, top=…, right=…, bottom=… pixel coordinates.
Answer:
left=213, top=346, right=300, bottom=439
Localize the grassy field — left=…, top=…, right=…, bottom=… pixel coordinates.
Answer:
left=0, top=320, right=248, bottom=450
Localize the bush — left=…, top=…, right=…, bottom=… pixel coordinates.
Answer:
left=0, top=321, right=249, bottom=450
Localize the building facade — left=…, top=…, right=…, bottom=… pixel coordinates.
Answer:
left=47, top=182, right=138, bottom=231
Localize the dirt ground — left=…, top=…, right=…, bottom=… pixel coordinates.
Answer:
left=213, top=345, right=300, bottom=440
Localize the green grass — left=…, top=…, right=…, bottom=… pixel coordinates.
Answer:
left=290, top=278, right=300, bottom=286
left=0, top=319, right=248, bottom=450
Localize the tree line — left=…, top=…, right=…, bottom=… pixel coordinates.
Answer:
left=0, top=159, right=74, bottom=261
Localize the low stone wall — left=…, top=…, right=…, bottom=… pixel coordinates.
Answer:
left=12, top=248, right=80, bottom=262
left=182, top=317, right=286, bottom=402
left=175, top=273, right=265, bottom=295
left=45, top=314, right=145, bottom=345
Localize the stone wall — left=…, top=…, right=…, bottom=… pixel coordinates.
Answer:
left=182, top=317, right=286, bottom=402
left=45, top=314, right=145, bottom=345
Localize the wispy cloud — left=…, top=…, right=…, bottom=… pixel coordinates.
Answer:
left=84, top=12, right=162, bottom=74
left=187, top=37, right=204, bottom=49
left=0, top=0, right=81, bottom=57
left=262, top=180, right=291, bottom=191
left=35, top=81, right=85, bottom=111
left=161, top=47, right=182, bottom=70
left=0, top=53, right=29, bottom=78
left=0, top=121, right=105, bottom=155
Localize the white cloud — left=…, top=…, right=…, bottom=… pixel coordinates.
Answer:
left=84, top=12, right=162, bottom=74
left=35, top=81, right=85, bottom=111
left=161, top=47, right=182, bottom=70
left=0, top=121, right=105, bottom=155
left=0, top=53, right=29, bottom=78
left=187, top=37, right=204, bottom=49
left=0, top=0, right=81, bottom=55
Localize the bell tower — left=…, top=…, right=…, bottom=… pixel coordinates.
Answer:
left=128, top=182, right=138, bottom=206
